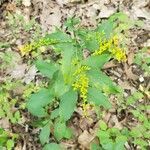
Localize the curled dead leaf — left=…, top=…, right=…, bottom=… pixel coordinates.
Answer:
left=78, top=130, right=95, bottom=149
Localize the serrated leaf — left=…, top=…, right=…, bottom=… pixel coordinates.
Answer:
left=6, top=139, right=14, bottom=150
left=99, top=120, right=107, bottom=131
left=36, top=60, right=58, bottom=78
left=61, top=45, right=75, bottom=82
left=87, top=69, right=120, bottom=94
left=50, top=109, right=59, bottom=119
left=90, top=143, right=102, bottom=150
left=82, top=54, right=110, bottom=69
left=54, top=71, right=70, bottom=98
left=97, top=130, right=110, bottom=141
left=46, top=31, right=71, bottom=43
left=88, top=87, right=111, bottom=109
left=27, top=88, right=54, bottom=117
left=97, top=20, right=113, bottom=39
left=43, top=143, right=62, bottom=150
left=39, top=123, right=51, bottom=145
left=130, top=128, right=142, bottom=138
left=54, top=120, right=72, bottom=141
left=65, top=17, right=80, bottom=31
left=59, top=89, right=77, bottom=121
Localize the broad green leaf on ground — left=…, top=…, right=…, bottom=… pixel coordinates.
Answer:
left=97, top=130, right=110, bottom=142
left=53, top=71, right=70, bottom=98
left=76, top=30, right=99, bottom=51
left=82, top=54, right=110, bottom=69
left=87, top=69, right=120, bottom=94
left=90, top=143, right=102, bottom=150
left=64, top=17, right=80, bottom=31
left=50, top=108, right=59, bottom=119
left=54, top=120, right=72, bottom=141
left=39, top=123, right=51, bottom=145
left=46, top=31, right=71, bottom=43
left=88, top=87, right=111, bottom=109
left=6, top=139, right=14, bottom=150
left=99, top=120, right=107, bottom=131
left=43, top=143, right=62, bottom=150
left=59, top=89, right=78, bottom=121
left=96, top=19, right=113, bottom=39
left=84, top=31, right=99, bottom=51
left=61, top=44, right=75, bottom=83
left=36, top=60, right=58, bottom=78
left=46, top=31, right=73, bottom=52
left=27, top=88, right=54, bottom=117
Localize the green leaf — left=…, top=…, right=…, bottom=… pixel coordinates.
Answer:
left=83, top=54, right=110, bottom=69
left=61, top=45, right=75, bottom=83
left=97, top=130, right=110, bottom=142
left=133, top=92, right=144, bottom=99
left=134, top=139, right=148, bottom=148
left=97, top=20, right=113, bottom=39
left=87, top=69, right=120, bottom=94
left=88, top=87, right=111, bottom=109
left=50, top=109, right=59, bottom=119
left=77, top=30, right=100, bottom=51
left=27, top=88, right=54, bottom=117
left=65, top=17, right=80, bottom=31
left=54, top=120, right=72, bottom=141
left=59, top=89, right=78, bottom=121
left=39, top=123, right=51, bottom=145
left=53, top=71, right=70, bottom=98
left=99, top=120, right=107, bottom=131
left=90, top=143, right=102, bottom=150
left=113, top=141, right=125, bottom=150
left=46, top=31, right=71, bottom=43
left=36, top=60, right=58, bottom=78
left=6, top=140, right=14, bottom=150
left=43, top=143, right=62, bottom=150
left=102, top=141, right=114, bottom=150
left=130, top=128, right=142, bottom=138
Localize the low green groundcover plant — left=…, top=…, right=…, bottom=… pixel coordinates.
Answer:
left=19, top=13, right=146, bottom=149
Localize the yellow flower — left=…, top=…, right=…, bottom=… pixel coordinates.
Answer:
left=114, top=48, right=126, bottom=62
left=72, top=66, right=91, bottom=116
left=19, top=44, right=33, bottom=56
left=19, top=38, right=57, bottom=56
left=73, top=66, right=91, bottom=76
left=93, top=35, right=126, bottom=62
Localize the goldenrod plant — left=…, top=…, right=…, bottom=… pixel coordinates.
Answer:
left=20, top=13, right=144, bottom=149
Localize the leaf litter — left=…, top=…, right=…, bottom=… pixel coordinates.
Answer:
left=0, top=0, right=150, bottom=149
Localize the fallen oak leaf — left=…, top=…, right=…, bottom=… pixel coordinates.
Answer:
left=124, top=63, right=138, bottom=80
left=78, top=130, right=95, bottom=149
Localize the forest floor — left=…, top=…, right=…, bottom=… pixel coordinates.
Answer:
left=0, top=0, right=150, bottom=150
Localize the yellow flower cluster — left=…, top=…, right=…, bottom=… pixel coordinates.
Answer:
left=19, top=38, right=57, bottom=56
left=72, top=66, right=91, bottom=116
left=93, top=35, right=126, bottom=62
left=73, top=66, right=91, bottom=76
left=73, top=73, right=89, bottom=99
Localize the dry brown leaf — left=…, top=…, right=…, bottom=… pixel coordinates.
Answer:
left=22, top=0, right=31, bottom=7
left=10, top=64, right=27, bottom=79
left=78, top=130, right=95, bottom=149
left=6, top=3, right=16, bottom=11
left=118, top=80, right=135, bottom=91
left=103, top=112, right=111, bottom=123
left=23, top=65, right=37, bottom=84
left=108, top=115, right=123, bottom=129
left=124, top=64, right=139, bottom=80
left=127, top=52, right=135, bottom=65
left=61, top=141, right=76, bottom=150
left=0, top=118, right=10, bottom=129
left=79, top=117, right=94, bottom=130
left=103, top=60, right=117, bottom=69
